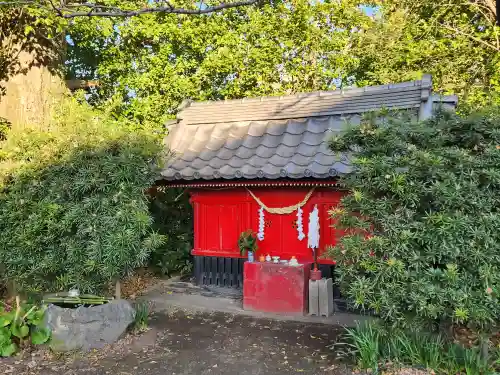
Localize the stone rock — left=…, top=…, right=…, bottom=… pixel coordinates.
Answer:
left=44, top=300, right=135, bottom=352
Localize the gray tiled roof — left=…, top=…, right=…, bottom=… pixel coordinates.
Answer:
left=162, top=76, right=433, bottom=181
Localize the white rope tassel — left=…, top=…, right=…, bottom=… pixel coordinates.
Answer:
left=307, top=205, right=320, bottom=249
left=296, top=206, right=305, bottom=241
left=257, top=206, right=265, bottom=241
left=246, top=188, right=317, bottom=243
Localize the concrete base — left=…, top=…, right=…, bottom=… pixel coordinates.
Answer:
left=308, top=280, right=319, bottom=316
left=319, top=278, right=334, bottom=317
left=309, top=278, right=334, bottom=317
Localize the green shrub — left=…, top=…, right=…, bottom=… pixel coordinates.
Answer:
left=0, top=301, right=50, bottom=357
left=492, top=346, right=500, bottom=370
left=0, top=97, right=166, bottom=293
left=149, top=187, right=193, bottom=277
left=328, top=109, right=500, bottom=334
left=151, top=242, right=193, bottom=277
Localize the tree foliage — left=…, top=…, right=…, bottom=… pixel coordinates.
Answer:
left=2, top=0, right=500, bottom=296
left=328, top=108, right=500, bottom=331
left=353, top=0, right=500, bottom=108
left=4, top=0, right=499, bottom=123
left=0, top=96, right=165, bottom=293
left=0, top=0, right=260, bottom=18
left=65, top=0, right=372, bottom=125
left=60, top=0, right=500, bottom=127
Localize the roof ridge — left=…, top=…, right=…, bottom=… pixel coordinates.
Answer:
left=179, top=78, right=427, bottom=110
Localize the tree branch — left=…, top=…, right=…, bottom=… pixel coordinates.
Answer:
left=46, top=0, right=62, bottom=16
left=441, top=23, right=500, bottom=51
left=0, top=0, right=262, bottom=18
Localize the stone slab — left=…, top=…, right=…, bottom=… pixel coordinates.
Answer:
left=44, top=299, right=135, bottom=352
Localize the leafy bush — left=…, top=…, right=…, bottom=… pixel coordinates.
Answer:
left=0, top=301, right=50, bottom=357
left=151, top=242, right=193, bottom=277
left=149, top=187, right=193, bottom=276
left=328, top=108, right=500, bottom=333
left=341, top=321, right=496, bottom=374
left=492, top=346, right=500, bottom=369
left=0, top=97, right=166, bottom=293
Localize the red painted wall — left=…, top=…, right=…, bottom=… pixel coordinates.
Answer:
left=190, top=187, right=346, bottom=264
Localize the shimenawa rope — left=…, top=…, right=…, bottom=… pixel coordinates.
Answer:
left=246, top=187, right=316, bottom=214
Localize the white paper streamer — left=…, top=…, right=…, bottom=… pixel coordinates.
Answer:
left=296, top=207, right=305, bottom=241
left=257, top=206, right=265, bottom=241
left=307, top=205, right=320, bottom=249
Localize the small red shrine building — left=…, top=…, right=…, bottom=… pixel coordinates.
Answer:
left=160, top=75, right=456, bottom=289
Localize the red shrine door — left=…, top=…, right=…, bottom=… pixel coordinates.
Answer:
left=249, top=189, right=313, bottom=261
left=190, top=186, right=345, bottom=264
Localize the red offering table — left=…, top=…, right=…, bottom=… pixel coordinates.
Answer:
left=243, top=261, right=311, bottom=315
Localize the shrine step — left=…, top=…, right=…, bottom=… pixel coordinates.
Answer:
left=161, top=281, right=242, bottom=300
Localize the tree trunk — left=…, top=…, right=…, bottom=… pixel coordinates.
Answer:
left=0, top=15, right=67, bottom=130
left=482, top=0, right=497, bottom=18
left=0, top=49, right=66, bottom=130
left=115, top=280, right=121, bottom=299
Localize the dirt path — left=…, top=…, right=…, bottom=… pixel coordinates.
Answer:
left=1, top=309, right=350, bottom=375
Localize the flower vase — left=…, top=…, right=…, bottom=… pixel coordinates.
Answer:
left=247, top=251, right=254, bottom=262
left=310, top=268, right=322, bottom=280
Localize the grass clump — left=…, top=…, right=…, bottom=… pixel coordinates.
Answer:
left=339, top=321, right=497, bottom=374
left=132, top=302, right=149, bottom=332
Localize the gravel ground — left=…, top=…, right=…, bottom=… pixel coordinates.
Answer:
left=0, top=309, right=351, bottom=375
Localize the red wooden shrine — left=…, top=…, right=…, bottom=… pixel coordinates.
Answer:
left=159, top=76, right=450, bottom=309
left=190, top=186, right=345, bottom=264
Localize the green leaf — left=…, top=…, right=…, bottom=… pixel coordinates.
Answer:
left=24, top=25, right=34, bottom=36
left=26, top=309, right=45, bottom=327
left=0, top=343, right=17, bottom=357
left=31, top=328, right=51, bottom=345
left=0, top=327, right=11, bottom=342
left=0, top=315, right=12, bottom=327
left=11, top=324, right=29, bottom=339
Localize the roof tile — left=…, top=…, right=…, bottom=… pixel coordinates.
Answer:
left=162, top=78, right=431, bottom=181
